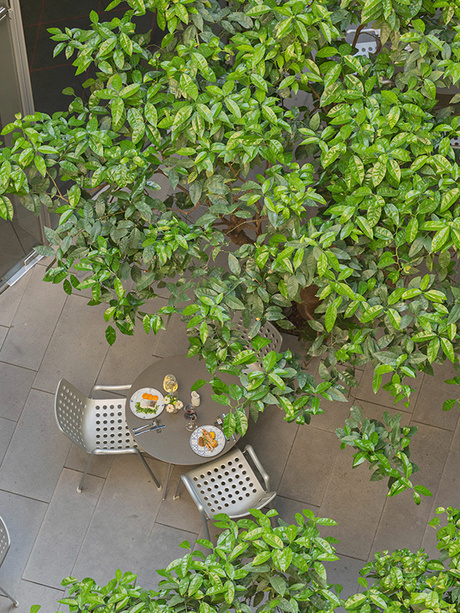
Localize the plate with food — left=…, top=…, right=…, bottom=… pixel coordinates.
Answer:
left=190, top=425, right=226, bottom=457
left=130, top=388, right=165, bottom=419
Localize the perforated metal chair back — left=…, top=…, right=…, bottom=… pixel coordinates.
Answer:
left=0, top=517, right=18, bottom=606
left=55, top=379, right=137, bottom=453
left=232, top=316, right=282, bottom=366
left=54, top=379, right=161, bottom=493
left=177, top=445, right=276, bottom=540
left=0, top=517, right=10, bottom=568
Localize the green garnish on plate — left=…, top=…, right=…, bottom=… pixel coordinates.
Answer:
left=135, top=402, right=158, bottom=415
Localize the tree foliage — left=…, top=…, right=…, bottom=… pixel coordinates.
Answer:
left=1, top=0, right=460, bottom=500
left=38, top=505, right=460, bottom=613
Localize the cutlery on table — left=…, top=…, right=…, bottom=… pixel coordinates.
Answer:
left=133, top=420, right=165, bottom=435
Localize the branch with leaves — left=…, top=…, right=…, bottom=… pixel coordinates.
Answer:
left=1, top=0, right=460, bottom=498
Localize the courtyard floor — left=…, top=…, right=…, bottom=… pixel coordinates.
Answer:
left=0, top=260, right=459, bottom=611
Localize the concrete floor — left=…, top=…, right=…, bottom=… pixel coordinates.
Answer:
left=0, top=260, right=459, bottom=611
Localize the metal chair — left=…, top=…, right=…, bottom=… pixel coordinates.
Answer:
left=232, top=315, right=283, bottom=370
left=174, top=445, right=276, bottom=540
left=54, top=379, right=162, bottom=493
left=0, top=517, right=18, bottom=607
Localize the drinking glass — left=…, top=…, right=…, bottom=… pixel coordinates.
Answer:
left=163, top=374, right=178, bottom=394
left=184, top=404, right=197, bottom=431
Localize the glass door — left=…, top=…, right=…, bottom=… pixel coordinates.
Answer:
left=0, top=0, right=45, bottom=286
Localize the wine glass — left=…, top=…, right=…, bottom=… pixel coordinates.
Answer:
left=163, top=374, right=178, bottom=394
left=184, top=404, right=197, bottom=431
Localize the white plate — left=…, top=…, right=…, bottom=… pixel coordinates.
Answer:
left=130, top=388, right=165, bottom=419
left=190, top=425, right=226, bottom=457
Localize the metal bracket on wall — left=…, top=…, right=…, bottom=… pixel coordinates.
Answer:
left=0, top=6, right=12, bottom=22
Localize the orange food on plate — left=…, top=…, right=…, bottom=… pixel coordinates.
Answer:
left=142, top=392, right=159, bottom=401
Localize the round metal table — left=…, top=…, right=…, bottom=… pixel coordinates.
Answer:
left=125, top=354, right=240, bottom=498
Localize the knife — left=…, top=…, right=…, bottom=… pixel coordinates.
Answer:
left=133, top=422, right=165, bottom=434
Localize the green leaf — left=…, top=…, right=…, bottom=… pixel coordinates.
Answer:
left=189, top=180, right=203, bottom=205
left=325, top=298, right=341, bottom=332
left=263, top=532, right=284, bottom=549
left=443, top=398, right=456, bottom=411
left=431, top=226, right=450, bottom=252
left=144, top=102, right=158, bottom=126
left=180, top=73, right=199, bottom=100
left=427, top=337, right=440, bottom=363
left=228, top=253, right=241, bottom=275
left=67, top=184, right=81, bottom=207
left=225, top=97, right=241, bottom=118
left=105, top=325, right=116, bottom=345
left=405, top=218, right=418, bottom=243
left=250, top=74, right=268, bottom=92
left=322, top=145, right=343, bottom=168
left=441, top=337, right=455, bottom=362
left=191, top=379, right=207, bottom=391
left=372, top=159, right=387, bottom=186
left=0, top=195, right=14, bottom=220
left=111, top=97, right=125, bottom=130
left=120, top=32, right=133, bottom=56
left=127, top=108, right=145, bottom=144
left=274, top=17, right=293, bottom=39
left=34, top=155, right=46, bottom=177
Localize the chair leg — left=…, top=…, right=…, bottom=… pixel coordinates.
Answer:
left=162, top=463, right=173, bottom=501
left=134, top=449, right=162, bottom=491
left=201, top=512, right=211, bottom=542
left=0, top=582, right=19, bottom=607
left=78, top=450, right=96, bottom=493
left=173, top=475, right=183, bottom=500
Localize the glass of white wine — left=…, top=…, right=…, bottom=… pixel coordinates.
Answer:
left=163, top=374, right=178, bottom=394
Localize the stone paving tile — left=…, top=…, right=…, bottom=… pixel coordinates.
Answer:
left=420, top=419, right=460, bottom=558
left=72, top=455, right=167, bottom=586
left=154, top=464, right=205, bottom=534
left=24, top=469, right=104, bottom=590
left=243, top=405, right=299, bottom=492
left=0, top=389, right=70, bottom=502
left=370, top=423, right=452, bottom=556
left=137, top=524, right=198, bottom=590
left=354, top=363, right=424, bottom=413
left=33, top=293, right=108, bottom=396
left=412, top=362, right=460, bottom=431
left=279, top=425, right=341, bottom=507
left=0, top=273, right=30, bottom=328
left=0, top=362, right=36, bottom=421
left=0, top=580, right=63, bottom=613
left=0, top=266, right=67, bottom=370
left=325, top=555, right=366, bottom=600
left=0, top=490, right=47, bottom=594
left=273, top=495, right=320, bottom=525
left=0, top=417, right=15, bottom=465
left=311, top=398, right=355, bottom=434
left=318, top=446, right=389, bottom=560
left=64, top=444, right=114, bottom=479
left=148, top=312, right=190, bottom=358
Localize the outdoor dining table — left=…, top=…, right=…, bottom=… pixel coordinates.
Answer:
left=125, top=353, right=243, bottom=499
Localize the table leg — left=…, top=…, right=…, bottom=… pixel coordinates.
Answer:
left=163, top=463, right=173, bottom=501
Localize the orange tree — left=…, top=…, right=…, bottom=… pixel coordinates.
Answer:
left=1, top=0, right=460, bottom=501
